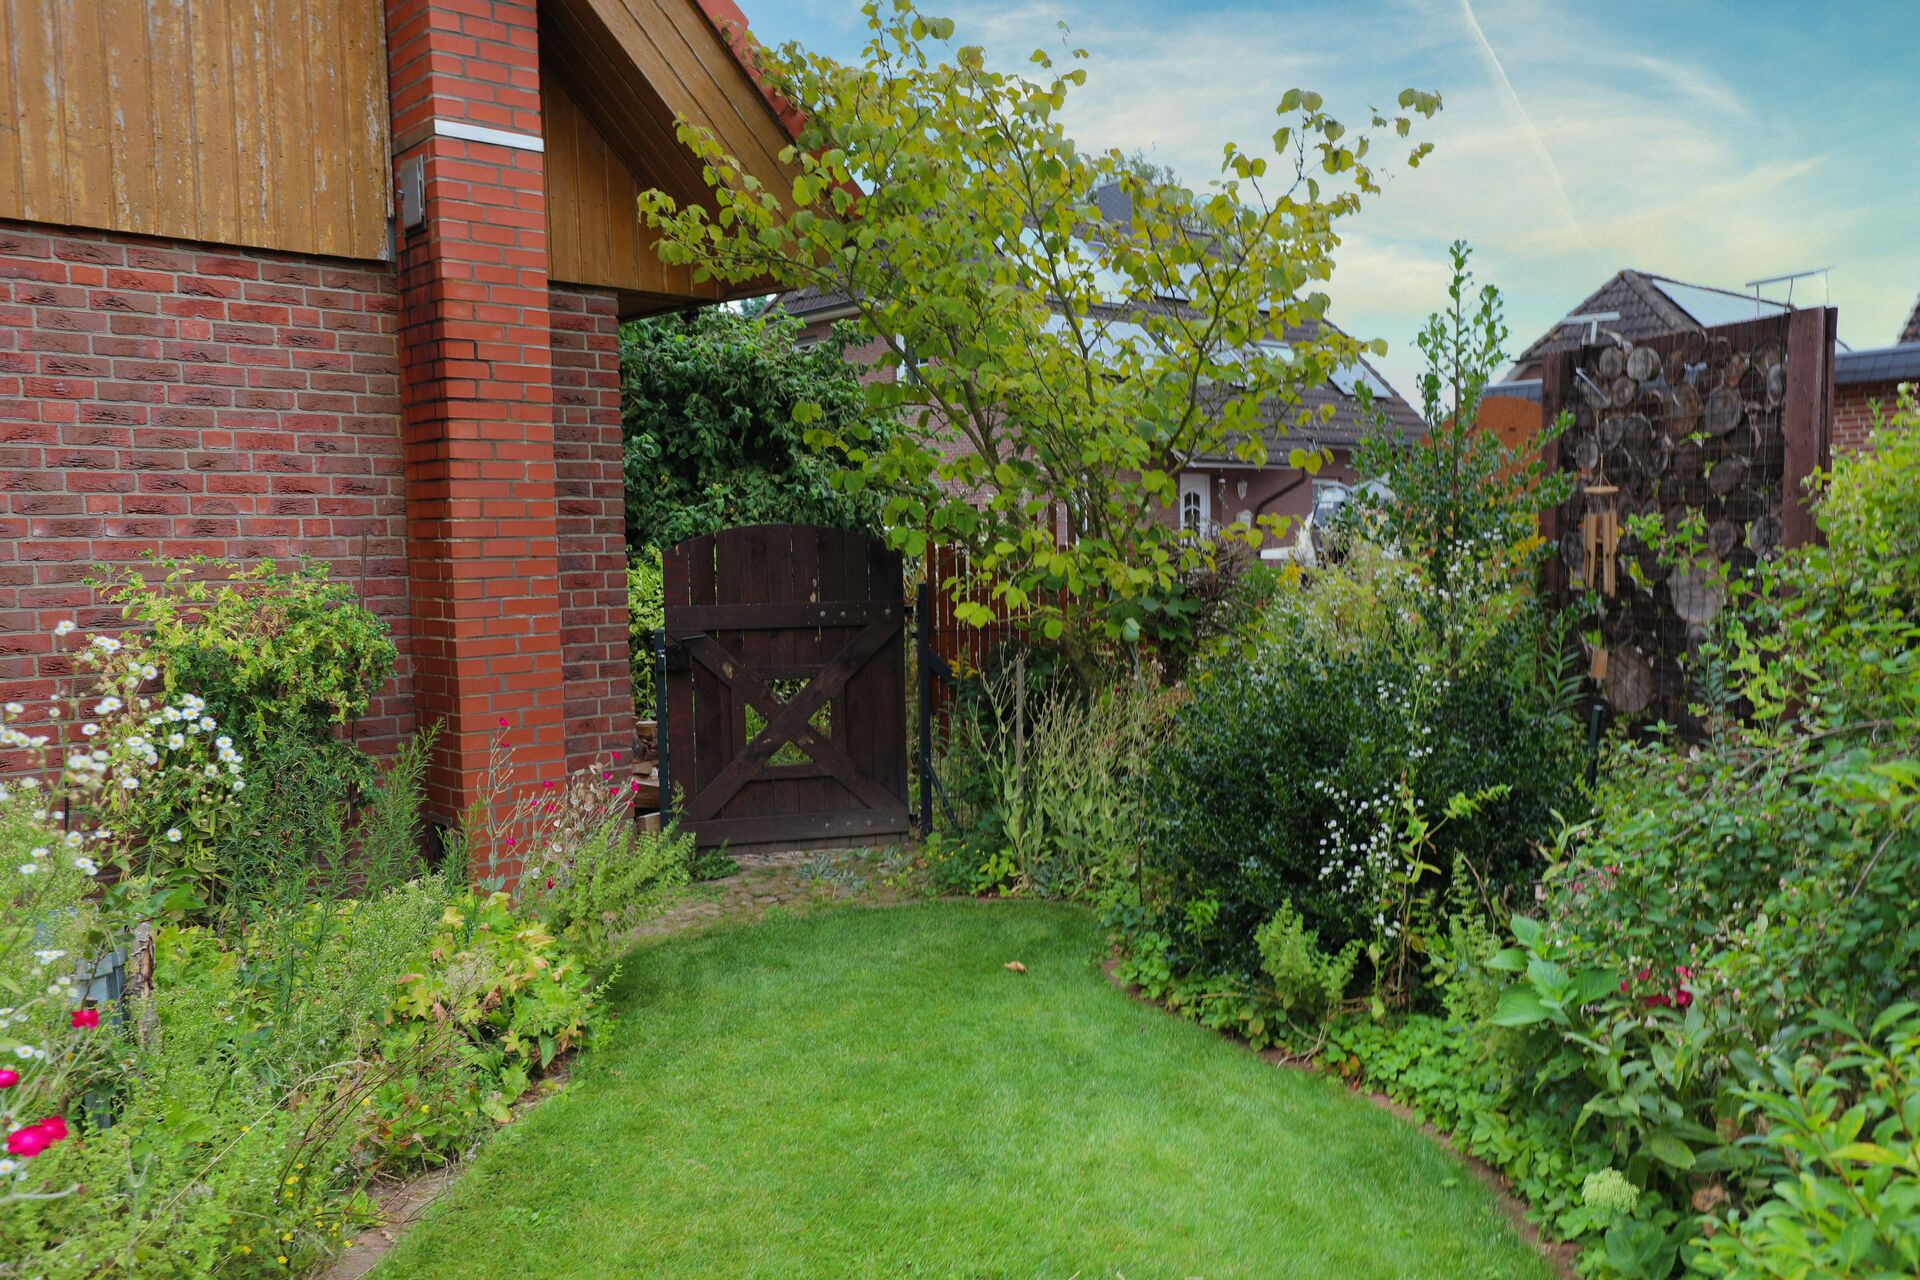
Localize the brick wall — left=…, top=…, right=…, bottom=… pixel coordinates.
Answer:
left=1834, top=381, right=1902, bottom=454
left=550, top=286, right=632, bottom=769
left=0, top=220, right=416, bottom=751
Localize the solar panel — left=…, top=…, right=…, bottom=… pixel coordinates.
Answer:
left=1650, top=279, right=1789, bottom=329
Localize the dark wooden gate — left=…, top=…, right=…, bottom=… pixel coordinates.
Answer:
left=662, top=525, right=909, bottom=851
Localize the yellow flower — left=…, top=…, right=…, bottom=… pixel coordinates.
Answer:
left=278, top=1256, right=288, bottom=1266
left=240, top=1246, right=253, bottom=1255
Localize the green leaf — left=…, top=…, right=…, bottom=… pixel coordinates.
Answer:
left=1491, top=984, right=1550, bottom=1027
left=1643, top=1133, right=1695, bottom=1170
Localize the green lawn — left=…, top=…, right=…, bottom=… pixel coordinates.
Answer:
left=375, top=901, right=1557, bottom=1280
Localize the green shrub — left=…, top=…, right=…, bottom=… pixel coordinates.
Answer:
left=1145, top=544, right=1583, bottom=979
left=927, top=670, right=1166, bottom=903
left=508, top=762, right=692, bottom=970
left=1255, top=900, right=1359, bottom=1025
left=1693, top=1006, right=1920, bottom=1280
left=620, top=308, right=891, bottom=549
left=628, top=548, right=665, bottom=720
left=89, top=556, right=395, bottom=767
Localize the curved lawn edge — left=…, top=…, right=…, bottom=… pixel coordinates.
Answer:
left=1100, top=954, right=1579, bottom=1279
left=372, top=899, right=1567, bottom=1280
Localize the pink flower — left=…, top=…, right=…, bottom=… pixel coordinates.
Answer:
left=602, top=772, right=612, bottom=781
left=1635, top=969, right=1652, bottom=983
left=612, top=752, right=621, bottom=761
left=543, top=781, right=555, bottom=790
left=545, top=878, right=554, bottom=890
left=70, top=1008, right=99, bottom=1029
left=1618, top=979, right=1630, bottom=994
left=0, top=1068, right=18, bottom=1089
left=505, top=836, right=517, bottom=847
left=1675, top=965, right=1695, bottom=981
left=5, top=1117, right=65, bottom=1158
left=1674, top=989, right=1693, bottom=1009
left=498, top=717, right=508, bottom=728
left=7, top=1125, right=51, bottom=1158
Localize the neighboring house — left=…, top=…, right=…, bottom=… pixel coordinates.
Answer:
left=778, top=190, right=1425, bottom=553
left=1495, top=269, right=1917, bottom=452
left=0, top=0, right=796, bottom=862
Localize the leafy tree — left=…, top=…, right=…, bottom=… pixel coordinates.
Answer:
left=620, top=307, right=890, bottom=550
left=638, top=1, right=1439, bottom=662
left=1349, top=241, right=1572, bottom=587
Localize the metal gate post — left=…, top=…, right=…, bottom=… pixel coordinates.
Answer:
left=916, top=580, right=933, bottom=835
left=655, top=627, right=670, bottom=817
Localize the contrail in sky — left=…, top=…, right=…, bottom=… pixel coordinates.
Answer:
left=1459, top=0, right=1588, bottom=248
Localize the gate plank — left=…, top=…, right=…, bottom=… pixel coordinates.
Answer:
left=661, top=524, right=908, bottom=849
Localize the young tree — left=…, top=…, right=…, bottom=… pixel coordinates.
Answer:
left=639, top=2, right=1439, bottom=661
left=1349, top=241, right=1571, bottom=587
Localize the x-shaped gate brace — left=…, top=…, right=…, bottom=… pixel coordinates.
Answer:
left=667, top=623, right=902, bottom=823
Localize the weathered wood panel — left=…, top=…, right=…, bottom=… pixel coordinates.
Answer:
left=0, top=0, right=391, bottom=260
left=540, top=0, right=793, bottom=310
left=540, top=54, right=721, bottom=302
left=663, top=525, right=909, bottom=852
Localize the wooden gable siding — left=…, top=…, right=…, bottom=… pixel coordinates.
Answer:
left=0, top=0, right=390, bottom=261
left=540, top=0, right=794, bottom=312
left=541, top=66, right=723, bottom=305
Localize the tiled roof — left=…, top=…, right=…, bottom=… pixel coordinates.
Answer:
left=1508, top=270, right=1701, bottom=377
left=1837, top=342, right=1920, bottom=386
left=1901, top=293, right=1920, bottom=346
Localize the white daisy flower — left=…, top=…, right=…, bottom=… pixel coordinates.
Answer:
left=214, top=736, right=232, bottom=750
left=204, top=764, right=219, bottom=778
left=73, top=857, right=98, bottom=876
left=28, top=847, right=47, bottom=860
left=53, top=620, right=75, bottom=636
left=167, top=734, right=186, bottom=750
left=80, top=723, right=99, bottom=737
left=2, top=702, right=21, bottom=715
left=32, top=949, right=64, bottom=964
left=96, top=697, right=122, bottom=714
left=231, top=779, right=245, bottom=793
left=140, top=664, right=158, bottom=680
left=18, top=864, right=37, bottom=876
left=63, top=832, right=82, bottom=848
left=199, top=717, right=215, bottom=731
left=165, top=828, right=183, bottom=843
left=119, top=777, right=139, bottom=791
left=92, top=636, right=120, bottom=653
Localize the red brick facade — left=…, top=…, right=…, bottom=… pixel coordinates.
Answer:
left=550, top=287, right=632, bottom=769
left=1834, top=381, right=1902, bottom=454
left=0, top=221, right=417, bottom=751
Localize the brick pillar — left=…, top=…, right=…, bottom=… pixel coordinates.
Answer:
left=386, top=0, right=563, bottom=880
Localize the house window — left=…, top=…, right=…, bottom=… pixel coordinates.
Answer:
left=1178, top=472, right=1211, bottom=533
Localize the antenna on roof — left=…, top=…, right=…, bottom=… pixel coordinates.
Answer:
left=1745, top=267, right=1831, bottom=309
left=1560, top=310, right=1622, bottom=345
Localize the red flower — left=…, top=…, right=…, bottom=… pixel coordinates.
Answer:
left=0, top=1068, right=18, bottom=1089
left=1674, top=989, right=1693, bottom=1009
left=1643, top=993, right=1670, bottom=1008
left=1675, top=965, right=1695, bottom=981
left=545, top=878, right=554, bottom=890
left=5, top=1117, right=65, bottom=1158
left=70, top=1008, right=99, bottom=1029
left=1618, top=979, right=1630, bottom=994
left=1635, top=969, right=1652, bottom=983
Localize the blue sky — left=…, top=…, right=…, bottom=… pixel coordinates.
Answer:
left=736, top=0, right=1920, bottom=401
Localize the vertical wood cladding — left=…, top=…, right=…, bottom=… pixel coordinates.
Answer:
left=0, top=0, right=392, bottom=262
